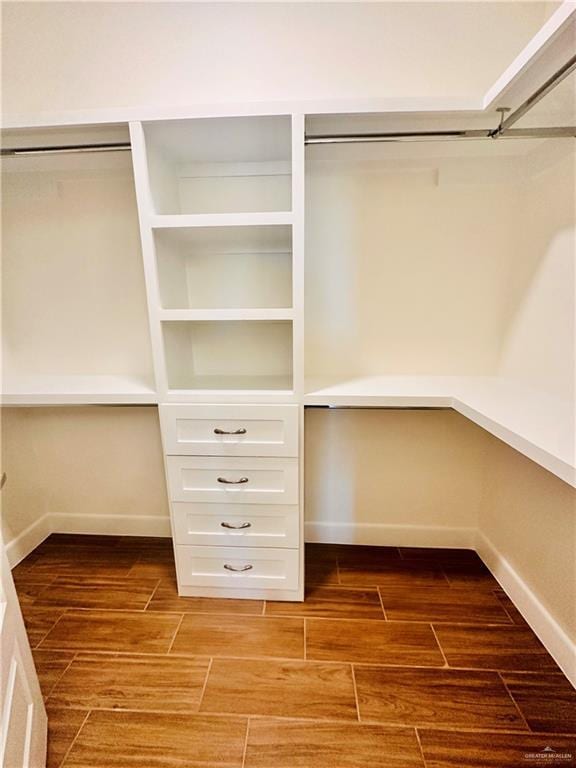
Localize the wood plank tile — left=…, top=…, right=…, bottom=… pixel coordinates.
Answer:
left=266, top=585, right=384, bottom=620
left=378, top=584, right=512, bottom=624
left=305, top=546, right=340, bottom=586
left=32, top=650, right=76, bottom=699
left=40, top=610, right=181, bottom=654
left=502, top=673, right=576, bottom=733
left=443, top=563, right=500, bottom=590
left=28, top=546, right=138, bottom=578
left=13, top=573, right=56, bottom=605
left=147, top=578, right=264, bottom=615
left=336, top=545, right=403, bottom=568
left=21, top=605, right=68, bottom=647
left=46, top=706, right=88, bottom=768
left=306, top=618, right=444, bottom=666
left=170, top=614, right=304, bottom=660
left=128, top=553, right=177, bottom=580
left=434, top=624, right=560, bottom=672
left=201, top=658, right=358, bottom=721
left=33, top=575, right=160, bottom=611
left=493, top=589, right=530, bottom=626
left=399, top=547, right=483, bottom=565
left=62, top=710, right=247, bottom=768
left=418, top=729, right=576, bottom=768
left=354, top=667, right=526, bottom=730
left=50, top=653, right=209, bottom=712
left=305, top=560, right=340, bottom=586
left=245, top=720, right=424, bottom=768
left=339, top=561, right=449, bottom=588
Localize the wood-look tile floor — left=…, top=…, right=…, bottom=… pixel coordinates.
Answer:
left=14, top=536, right=576, bottom=768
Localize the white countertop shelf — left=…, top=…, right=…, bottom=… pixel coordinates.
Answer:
left=2, top=375, right=158, bottom=406
left=304, top=375, right=575, bottom=487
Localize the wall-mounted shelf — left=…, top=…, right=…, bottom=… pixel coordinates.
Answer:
left=150, top=212, right=293, bottom=229
left=2, top=374, right=158, bottom=406
left=304, top=375, right=575, bottom=487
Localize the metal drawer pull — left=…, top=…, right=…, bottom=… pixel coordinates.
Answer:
left=214, top=428, right=247, bottom=435
left=217, top=476, right=249, bottom=485
left=224, top=563, right=253, bottom=572
left=221, top=521, right=252, bottom=529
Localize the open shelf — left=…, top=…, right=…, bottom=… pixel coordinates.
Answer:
left=304, top=375, right=575, bottom=487
left=2, top=374, right=157, bottom=405
left=154, top=225, right=293, bottom=310
left=162, top=320, right=293, bottom=392
left=143, top=116, right=292, bottom=215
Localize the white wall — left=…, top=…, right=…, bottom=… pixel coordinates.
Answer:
left=1, top=2, right=554, bottom=119
left=478, top=434, right=576, bottom=648
left=497, top=146, right=576, bottom=403
left=305, top=408, right=488, bottom=546
left=1, top=153, right=154, bottom=387
left=1, top=406, right=170, bottom=549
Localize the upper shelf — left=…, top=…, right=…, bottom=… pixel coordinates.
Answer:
left=2, top=375, right=158, bottom=406
left=304, top=375, right=575, bottom=487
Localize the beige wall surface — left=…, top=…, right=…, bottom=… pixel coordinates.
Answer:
left=0, top=407, right=169, bottom=544
left=480, top=435, right=576, bottom=642
left=1, top=2, right=554, bottom=118
left=305, top=408, right=488, bottom=532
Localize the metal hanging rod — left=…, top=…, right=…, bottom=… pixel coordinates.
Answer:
left=491, top=52, right=576, bottom=137
left=0, top=142, right=131, bottom=157
left=305, top=126, right=575, bottom=144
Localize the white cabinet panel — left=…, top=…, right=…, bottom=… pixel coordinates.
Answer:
left=166, top=456, right=298, bottom=504
left=175, top=545, right=299, bottom=591
left=161, top=403, right=298, bottom=456
left=172, top=502, right=299, bottom=548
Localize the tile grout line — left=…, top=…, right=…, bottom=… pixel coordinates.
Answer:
left=350, top=664, right=361, bottom=723
left=196, top=657, right=213, bottom=712
left=166, top=614, right=186, bottom=655
left=142, top=579, right=163, bottom=611
left=58, top=709, right=91, bottom=768
left=44, top=651, right=78, bottom=702
left=429, top=623, right=449, bottom=668
left=376, top=586, right=388, bottom=620
left=497, top=671, right=532, bottom=732
left=241, top=718, right=251, bottom=768
left=414, top=727, right=428, bottom=768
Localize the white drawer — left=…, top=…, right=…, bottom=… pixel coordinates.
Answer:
left=175, top=545, right=299, bottom=591
left=172, top=502, right=299, bottom=548
left=160, top=404, right=298, bottom=457
left=166, top=456, right=298, bottom=505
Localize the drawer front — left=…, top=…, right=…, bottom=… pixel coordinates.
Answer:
left=160, top=404, right=298, bottom=457
left=166, top=456, right=298, bottom=505
left=172, top=502, right=299, bottom=548
left=175, top=545, right=299, bottom=591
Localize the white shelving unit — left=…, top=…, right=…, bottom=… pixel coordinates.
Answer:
left=130, top=114, right=305, bottom=600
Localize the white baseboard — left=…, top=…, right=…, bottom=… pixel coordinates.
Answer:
left=476, top=530, right=576, bottom=688
left=305, top=521, right=477, bottom=549
left=5, top=514, right=52, bottom=568
left=50, top=513, right=172, bottom=538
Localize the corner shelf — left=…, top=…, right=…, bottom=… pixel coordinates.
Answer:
left=304, top=375, right=575, bottom=487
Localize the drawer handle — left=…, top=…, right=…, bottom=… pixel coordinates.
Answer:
left=217, top=476, right=249, bottom=485
left=214, top=428, right=247, bottom=435
left=223, top=563, right=253, bottom=572
left=221, top=521, right=252, bottom=530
